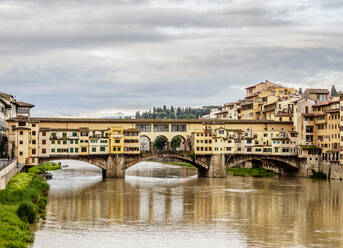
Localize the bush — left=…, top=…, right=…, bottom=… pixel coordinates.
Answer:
left=0, top=173, right=50, bottom=247
left=28, top=162, right=61, bottom=175
left=17, top=202, right=36, bottom=224
left=171, top=136, right=182, bottom=150
left=309, top=169, right=327, bottom=179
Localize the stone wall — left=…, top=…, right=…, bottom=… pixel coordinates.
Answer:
left=0, top=160, right=17, bottom=190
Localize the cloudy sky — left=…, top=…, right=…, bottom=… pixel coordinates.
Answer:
left=0, top=0, right=342, bottom=117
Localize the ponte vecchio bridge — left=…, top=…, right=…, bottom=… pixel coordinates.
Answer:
left=7, top=117, right=311, bottom=178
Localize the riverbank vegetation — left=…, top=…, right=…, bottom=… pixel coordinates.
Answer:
left=28, top=162, right=61, bottom=175
left=163, top=161, right=196, bottom=168
left=149, top=160, right=196, bottom=168
left=309, top=169, right=327, bottom=179
left=227, top=167, right=279, bottom=177
left=0, top=162, right=61, bottom=248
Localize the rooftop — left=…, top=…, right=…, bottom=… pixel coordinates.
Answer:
left=15, top=102, right=35, bottom=108
left=304, top=89, right=329, bottom=94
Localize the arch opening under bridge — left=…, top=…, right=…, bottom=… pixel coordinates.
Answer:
left=226, top=154, right=299, bottom=174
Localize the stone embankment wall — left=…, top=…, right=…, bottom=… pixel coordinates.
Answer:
left=296, top=155, right=343, bottom=180
left=0, top=160, right=18, bottom=189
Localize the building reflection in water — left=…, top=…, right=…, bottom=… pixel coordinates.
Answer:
left=42, top=161, right=343, bottom=247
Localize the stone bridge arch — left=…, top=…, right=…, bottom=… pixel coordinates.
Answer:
left=37, top=151, right=222, bottom=178
left=226, top=154, right=300, bottom=174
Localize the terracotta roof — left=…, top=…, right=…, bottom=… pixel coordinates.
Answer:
left=214, top=110, right=228, bottom=115
left=304, top=89, right=329, bottom=94
left=313, top=101, right=331, bottom=107
left=223, top=101, right=240, bottom=106
left=245, top=81, right=278, bottom=89
left=15, top=102, right=35, bottom=108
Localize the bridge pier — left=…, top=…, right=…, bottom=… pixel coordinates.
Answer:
left=105, top=155, right=126, bottom=178
left=198, top=154, right=226, bottom=178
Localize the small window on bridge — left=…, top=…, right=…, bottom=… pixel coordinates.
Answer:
left=153, top=124, right=169, bottom=132
left=171, top=124, right=186, bottom=132
left=135, top=124, right=151, bottom=132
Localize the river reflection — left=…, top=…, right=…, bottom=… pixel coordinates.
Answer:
left=33, top=160, right=343, bottom=248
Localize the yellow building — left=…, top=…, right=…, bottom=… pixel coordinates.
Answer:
left=109, top=127, right=124, bottom=154
left=123, top=128, right=140, bottom=154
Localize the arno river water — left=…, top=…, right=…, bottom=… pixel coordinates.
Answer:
left=32, top=161, right=343, bottom=248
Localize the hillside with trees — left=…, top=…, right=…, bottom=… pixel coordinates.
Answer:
left=135, top=105, right=220, bottom=119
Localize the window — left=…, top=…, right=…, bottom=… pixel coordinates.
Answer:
left=42, top=149, right=46, bottom=154
left=73, top=132, right=78, bottom=137
left=70, top=140, right=74, bottom=144
left=57, top=148, right=61, bottom=153
left=63, top=132, right=67, bottom=138
left=118, top=147, right=121, bottom=151
left=52, top=132, right=56, bottom=137
left=306, top=126, right=314, bottom=133
left=81, top=132, right=88, bottom=136
left=218, top=130, right=224, bottom=135
left=51, top=148, right=55, bottom=153
left=171, top=124, right=187, bottom=132
left=75, top=140, right=79, bottom=144
left=113, top=147, right=117, bottom=151
left=32, top=131, right=36, bottom=136
left=32, top=140, right=36, bottom=145
left=75, top=148, right=79, bottom=153
left=153, top=124, right=169, bottom=132
left=19, top=122, right=26, bottom=127
left=42, top=140, right=46, bottom=145
left=92, top=147, right=96, bottom=152
left=17, top=107, right=29, bottom=114
left=63, top=140, right=67, bottom=145
left=115, top=139, right=120, bottom=143
left=20, top=131, right=23, bottom=135
left=51, top=140, right=55, bottom=144
left=32, top=158, right=35, bottom=163
left=57, top=140, right=61, bottom=145
left=70, top=148, right=74, bottom=153
left=100, top=146, right=106, bottom=152
left=42, top=132, right=46, bottom=136
left=19, top=151, right=23, bottom=156
left=135, top=124, right=151, bottom=132
left=19, top=140, right=23, bottom=145
left=81, top=147, right=87, bottom=153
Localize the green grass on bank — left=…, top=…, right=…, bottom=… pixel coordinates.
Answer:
left=0, top=162, right=60, bottom=248
left=227, top=167, right=279, bottom=177
left=148, top=160, right=196, bottom=168
left=164, top=161, right=196, bottom=168
left=28, top=162, right=62, bottom=175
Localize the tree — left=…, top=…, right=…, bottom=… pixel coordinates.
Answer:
left=154, top=136, right=168, bottom=150
left=171, top=136, right=182, bottom=150
left=135, top=111, right=141, bottom=119
left=299, top=88, right=302, bottom=95
left=331, top=85, right=338, bottom=97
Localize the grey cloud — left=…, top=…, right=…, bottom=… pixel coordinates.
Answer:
left=0, top=0, right=343, bottom=117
